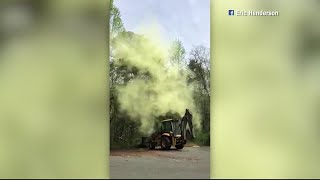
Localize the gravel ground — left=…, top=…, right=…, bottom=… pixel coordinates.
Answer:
left=110, top=146, right=210, bottom=179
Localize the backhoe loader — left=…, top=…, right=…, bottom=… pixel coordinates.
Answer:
left=148, top=109, right=194, bottom=150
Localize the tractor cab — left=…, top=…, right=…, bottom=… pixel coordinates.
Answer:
left=160, top=119, right=173, bottom=132
left=160, top=119, right=181, bottom=136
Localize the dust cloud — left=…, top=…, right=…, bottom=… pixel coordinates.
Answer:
left=112, top=26, right=200, bottom=135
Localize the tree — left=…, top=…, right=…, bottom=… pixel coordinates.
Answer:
left=188, top=45, right=210, bottom=138
left=110, top=0, right=133, bottom=146
left=168, top=39, right=186, bottom=70
left=188, top=45, right=210, bottom=97
left=110, top=0, right=125, bottom=39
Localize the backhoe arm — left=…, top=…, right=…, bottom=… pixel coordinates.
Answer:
left=181, top=109, right=194, bottom=141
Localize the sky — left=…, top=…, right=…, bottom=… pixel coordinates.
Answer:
left=114, top=0, right=210, bottom=54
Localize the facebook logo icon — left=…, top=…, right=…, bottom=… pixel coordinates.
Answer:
left=229, top=10, right=235, bottom=16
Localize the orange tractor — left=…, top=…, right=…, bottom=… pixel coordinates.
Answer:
left=148, top=109, right=194, bottom=150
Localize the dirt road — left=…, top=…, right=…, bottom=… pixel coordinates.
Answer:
left=110, top=146, right=210, bottom=179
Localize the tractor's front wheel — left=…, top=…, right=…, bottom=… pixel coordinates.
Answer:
left=149, top=141, right=156, bottom=150
left=161, top=136, right=171, bottom=150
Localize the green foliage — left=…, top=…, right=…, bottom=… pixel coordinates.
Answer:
left=110, top=0, right=125, bottom=39
left=169, top=39, right=186, bottom=69
left=194, top=131, right=210, bottom=146
left=188, top=45, right=210, bottom=97
left=188, top=45, right=210, bottom=135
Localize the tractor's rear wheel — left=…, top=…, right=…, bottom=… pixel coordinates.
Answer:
left=175, top=144, right=184, bottom=149
left=161, top=136, right=171, bottom=150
